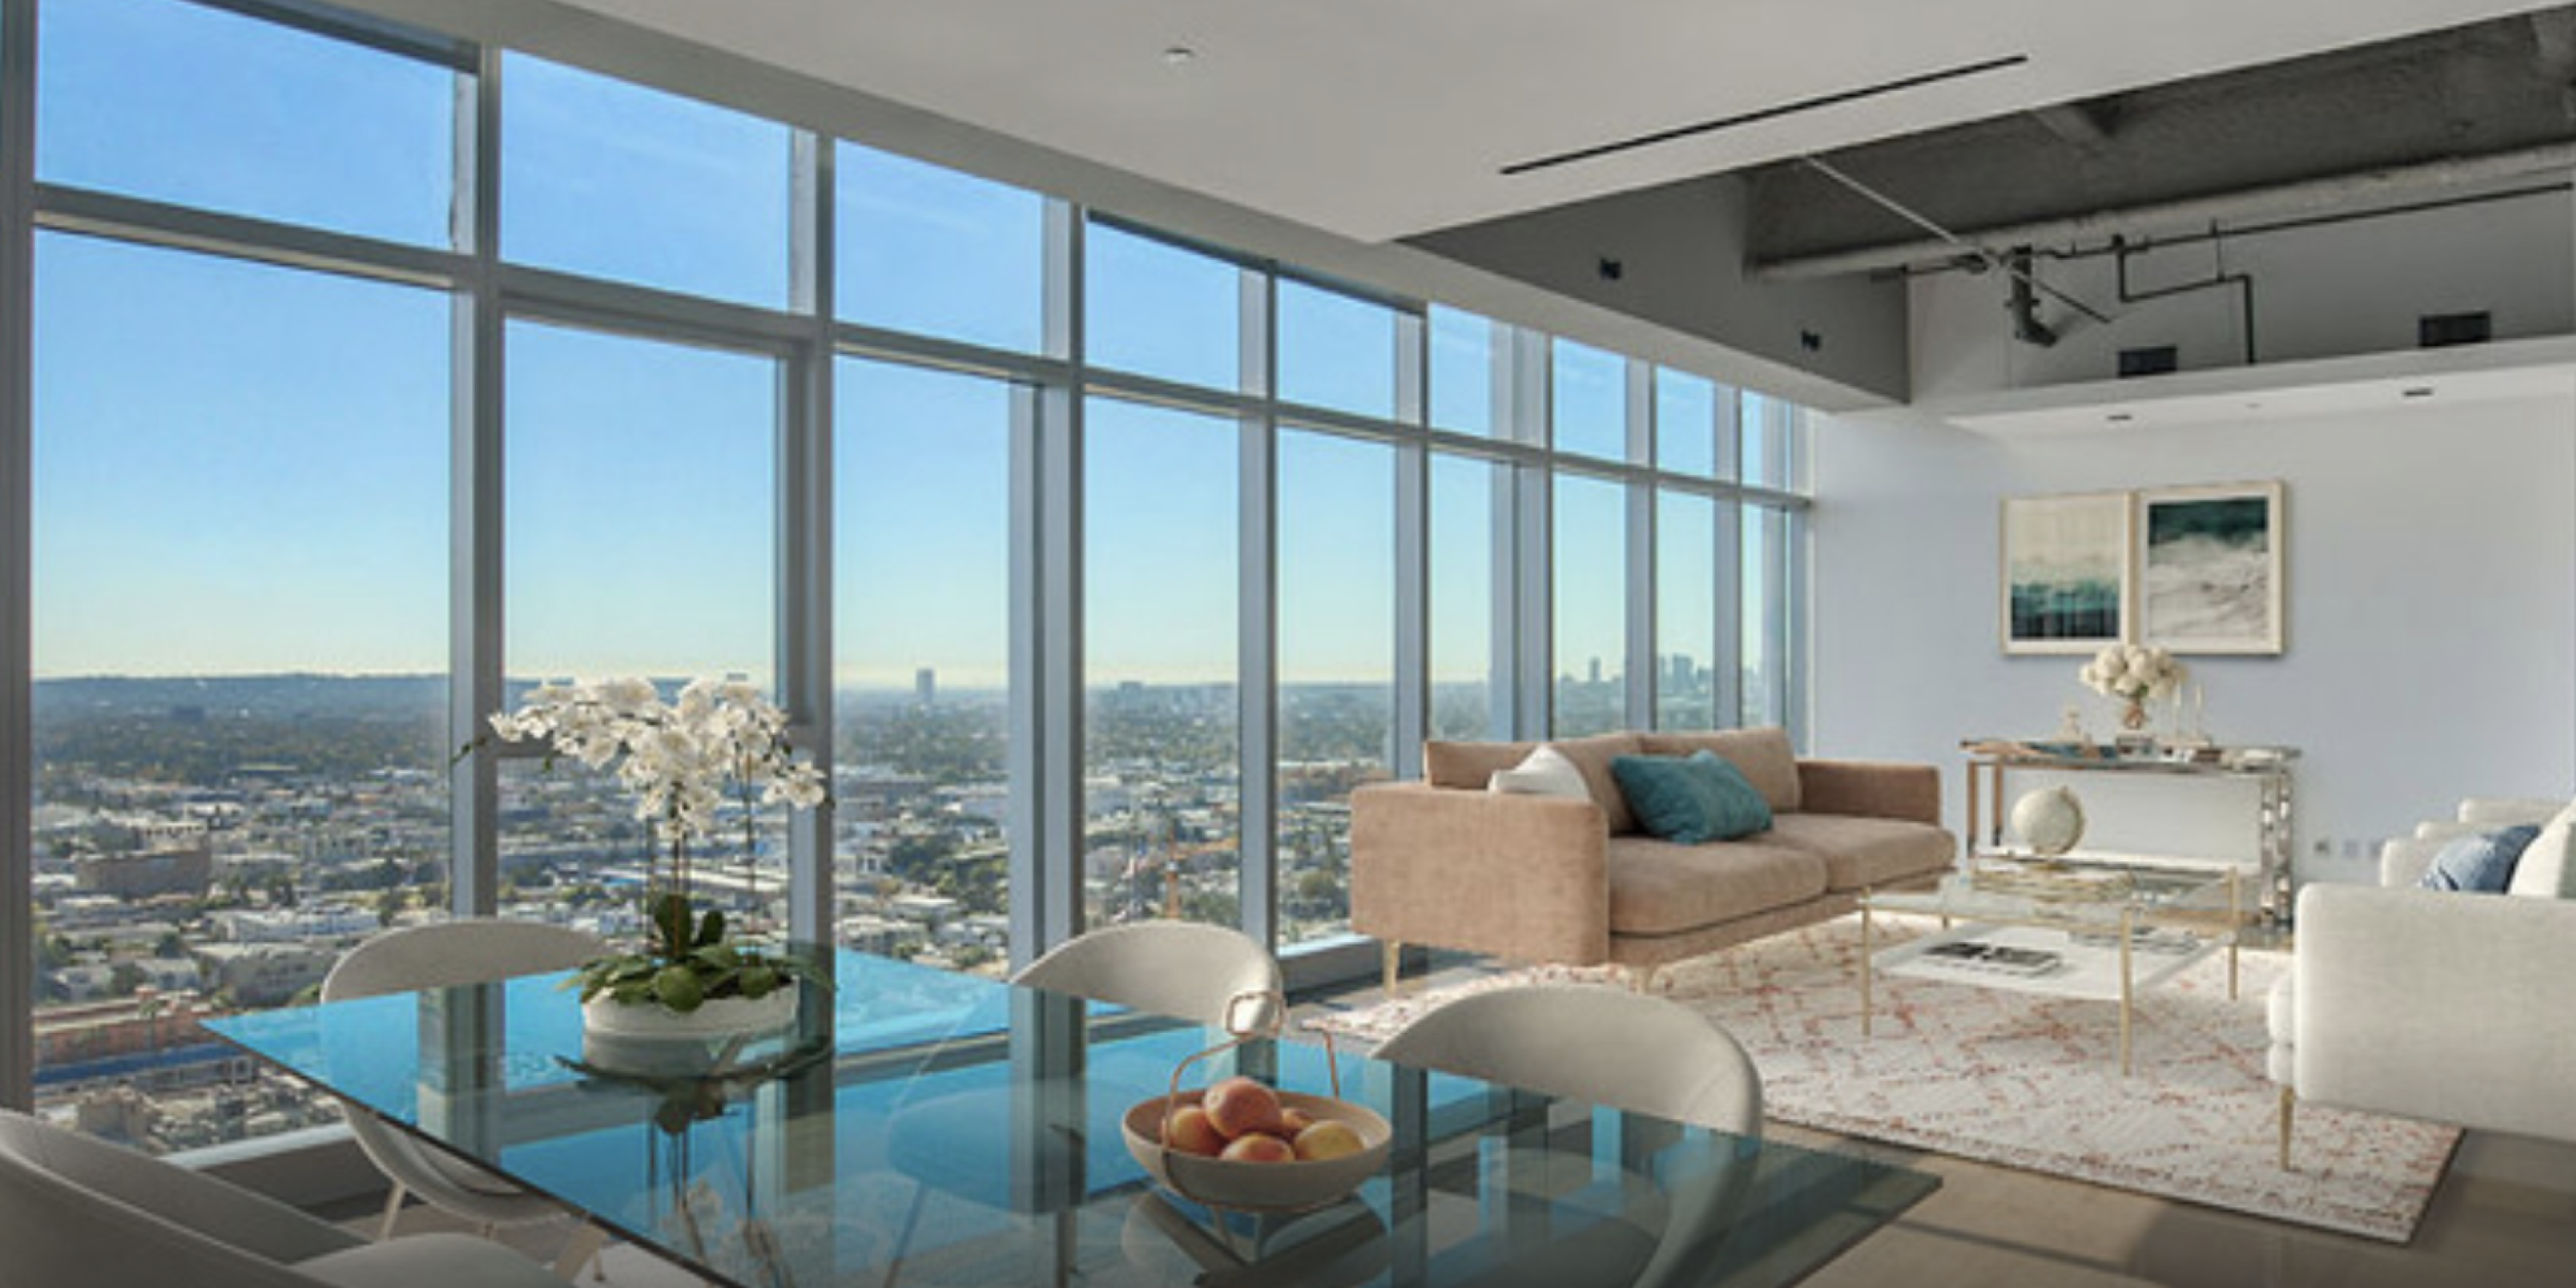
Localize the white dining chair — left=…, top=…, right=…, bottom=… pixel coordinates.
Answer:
left=1370, top=982, right=1763, bottom=1133
left=0, top=1108, right=568, bottom=1288
left=880, top=919, right=1285, bottom=1287
left=1012, top=918, right=1285, bottom=1030
left=1372, top=982, right=1765, bottom=1288
left=321, top=919, right=610, bottom=1275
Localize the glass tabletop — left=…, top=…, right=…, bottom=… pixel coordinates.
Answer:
left=1866, top=862, right=2251, bottom=933
left=207, top=949, right=1934, bottom=1288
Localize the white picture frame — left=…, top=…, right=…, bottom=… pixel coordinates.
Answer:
left=2136, top=480, right=2285, bottom=655
left=2000, top=491, right=2130, bottom=655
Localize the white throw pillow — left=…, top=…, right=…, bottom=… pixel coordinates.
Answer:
left=2505, top=800, right=2576, bottom=898
left=1488, top=744, right=1590, bottom=800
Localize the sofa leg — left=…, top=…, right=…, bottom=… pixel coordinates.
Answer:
left=1627, top=964, right=1660, bottom=994
left=2277, top=1086, right=2294, bottom=1170
left=1382, top=941, right=1403, bottom=1001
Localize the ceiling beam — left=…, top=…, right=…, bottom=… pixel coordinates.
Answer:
left=2028, top=101, right=2119, bottom=153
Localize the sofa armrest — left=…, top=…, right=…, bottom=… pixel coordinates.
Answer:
left=2293, top=883, right=2576, bottom=1143
left=1795, top=759, right=1941, bottom=827
left=1350, top=782, right=1612, bottom=966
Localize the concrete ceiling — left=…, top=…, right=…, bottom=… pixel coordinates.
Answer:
left=546, top=0, right=2566, bottom=246
left=1744, top=4, right=2576, bottom=277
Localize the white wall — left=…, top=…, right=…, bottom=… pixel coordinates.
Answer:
left=1810, top=390, right=2576, bottom=887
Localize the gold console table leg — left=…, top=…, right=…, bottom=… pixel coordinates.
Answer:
left=1382, top=940, right=1402, bottom=1001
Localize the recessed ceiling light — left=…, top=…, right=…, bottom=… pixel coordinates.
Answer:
left=2106, top=412, right=2135, bottom=423
left=1161, top=46, right=1196, bottom=66
left=2401, top=386, right=2434, bottom=398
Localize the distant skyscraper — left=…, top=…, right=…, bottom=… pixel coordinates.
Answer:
left=1587, top=656, right=1602, bottom=685
left=914, top=667, right=936, bottom=707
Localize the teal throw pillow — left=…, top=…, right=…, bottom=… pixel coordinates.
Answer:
left=1612, top=750, right=1774, bottom=845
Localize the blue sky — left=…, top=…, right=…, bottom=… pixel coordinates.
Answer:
left=25, top=0, right=1780, bottom=693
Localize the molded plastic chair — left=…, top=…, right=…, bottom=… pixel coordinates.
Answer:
left=1371, top=983, right=1763, bottom=1132
left=1012, top=919, right=1285, bottom=1029
left=881, top=920, right=1285, bottom=1286
left=1373, top=984, right=1766, bottom=1288
left=321, top=920, right=606, bottom=1267
left=0, top=1108, right=567, bottom=1288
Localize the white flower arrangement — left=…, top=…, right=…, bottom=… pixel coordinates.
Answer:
left=479, top=677, right=831, bottom=1013
left=2078, top=644, right=2187, bottom=703
left=487, top=676, right=828, bottom=860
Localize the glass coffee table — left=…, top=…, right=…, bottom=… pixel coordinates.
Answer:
left=1858, top=860, right=2256, bottom=1075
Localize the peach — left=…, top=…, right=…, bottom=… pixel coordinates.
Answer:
left=1201, top=1076, right=1283, bottom=1139
left=1219, top=1132, right=1296, bottom=1163
left=1276, top=1106, right=1315, bottom=1135
left=1163, top=1104, right=1226, bottom=1157
left=1292, top=1119, right=1366, bottom=1162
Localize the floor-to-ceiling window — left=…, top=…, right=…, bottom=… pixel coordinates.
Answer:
left=3, top=0, right=1814, bottom=1151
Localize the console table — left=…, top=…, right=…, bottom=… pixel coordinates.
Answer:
left=1959, top=739, right=2300, bottom=922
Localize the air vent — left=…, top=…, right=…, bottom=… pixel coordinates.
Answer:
left=2117, top=345, right=2179, bottom=379
left=2418, top=312, right=2492, bottom=349
left=1502, top=53, right=2027, bottom=175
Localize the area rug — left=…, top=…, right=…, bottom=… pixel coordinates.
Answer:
left=1312, top=914, right=2458, bottom=1243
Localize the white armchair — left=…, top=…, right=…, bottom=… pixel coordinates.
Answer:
left=2270, top=797, right=2576, bottom=1165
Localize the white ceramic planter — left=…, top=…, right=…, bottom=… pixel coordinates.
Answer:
left=581, top=987, right=799, bottom=1042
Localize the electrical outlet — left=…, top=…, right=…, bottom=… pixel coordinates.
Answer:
left=2342, top=839, right=2366, bottom=860
left=2312, top=838, right=2331, bottom=856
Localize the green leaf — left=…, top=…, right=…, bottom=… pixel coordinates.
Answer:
left=653, top=965, right=706, bottom=1012
left=696, top=908, right=727, bottom=949
left=738, top=965, right=777, bottom=999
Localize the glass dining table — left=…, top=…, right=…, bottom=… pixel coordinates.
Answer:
left=206, top=948, right=1934, bottom=1288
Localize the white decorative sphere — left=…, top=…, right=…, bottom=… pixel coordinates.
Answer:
left=2010, top=787, right=2087, bottom=857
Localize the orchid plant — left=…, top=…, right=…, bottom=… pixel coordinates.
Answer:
left=481, top=677, right=830, bottom=1013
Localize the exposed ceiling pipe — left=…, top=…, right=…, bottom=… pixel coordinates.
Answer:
left=1755, top=142, right=2576, bottom=282
left=1795, top=153, right=2112, bottom=324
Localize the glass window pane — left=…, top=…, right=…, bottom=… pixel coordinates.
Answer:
left=835, top=358, right=1018, bottom=975
left=502, top=53, right=791, bottom=307
left=836, top=143, right=1044, bottom=353
left=1741, top=505, right=1794, bottom=728
left=1742, top=392, right=1804, bottom=492
left=1278, top=429, right=1393, bottom=948
left=1429, top=306, right=1501, bottom=438
left=1551, top=339, right=1628, bottom=461
left=1276, top=282, right=1396, bottom=419
left=1552, top=475, right=1627, bottom=737
left=1656, top=370, right=1719, bottom=478
left=1430, top=454, right=1506, bottom=741
left=32, top=234, right=450, bottom=1151
left=39, top=0, right=455, bottom=246
left=1084, top=399, right=1238, bottom=931
left=1656, top=492, right=1719, bottom=730
left=1084, top=222, right=1242, bottom=391
left=1082, top=397, right=1242, bottom=933
left=505, top=322, right=777, bottom=683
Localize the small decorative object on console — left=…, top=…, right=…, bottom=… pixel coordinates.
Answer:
left=2009, top=786, right=2087, bottom=858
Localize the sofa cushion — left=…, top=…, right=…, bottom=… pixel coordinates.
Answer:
left=1759, top=813, right=1954, bottom=891
left=1426, top=733, right=1643, bottom=835
left=1487, top=744, right=1590, bottom=800
left=1604, top=836, right=1827, bottom=936
left=1612, top=751, right=1772, bottom=844
left=1637, top=727, right=1802, bottom=812
left=2506, top=800, right=2576, bottom=898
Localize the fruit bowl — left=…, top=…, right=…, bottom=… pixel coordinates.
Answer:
left=1123, top=1088, right=1392, bottom=1212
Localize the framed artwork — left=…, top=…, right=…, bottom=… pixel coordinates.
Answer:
left=2136, top=480, right=2285, bottom=654
left=2000, top=492, right=2129, bottom=654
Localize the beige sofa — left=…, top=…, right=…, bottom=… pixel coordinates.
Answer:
left=1352, top=728, right=1955, bottom=992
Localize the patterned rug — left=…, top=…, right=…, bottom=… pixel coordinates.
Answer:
left=1313, top=914, right=2458, bottom=1243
